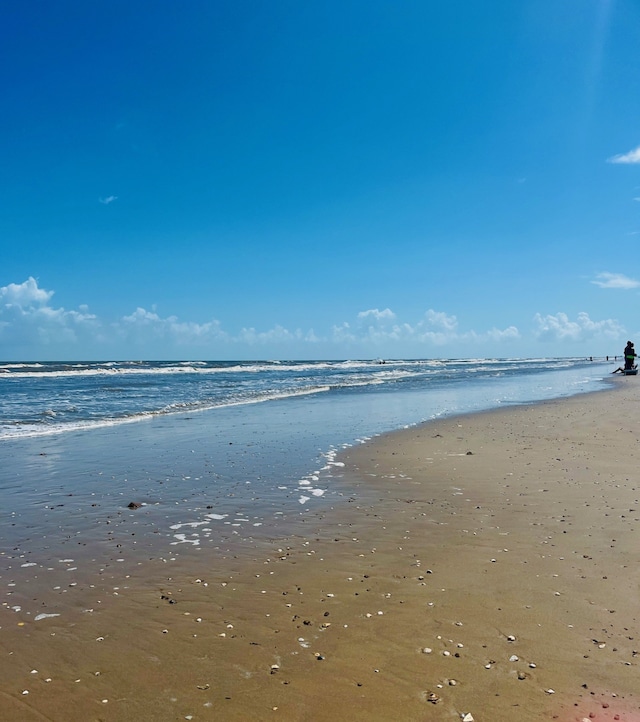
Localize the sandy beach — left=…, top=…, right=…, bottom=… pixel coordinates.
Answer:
left=2, top=379, right=640, bottom=721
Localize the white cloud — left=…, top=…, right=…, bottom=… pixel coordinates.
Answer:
left=357, top=308, right=396, bottom=322
left=0, top=278, right=98, bottom=347
left=591, top=272, right=640, bottom=289
left=237, top=325, right=306, bottom=344
left=99, top=195, right=118, bottom=204
left=424, top=309, right=458, bottom=332
left=0, top=277, right=54, bottom=306
left=607, top=146, right=640, bottom=164
left=487, top=326, right=520, bottom=341
left=331, top=322, right=356, bottom=344
left=533, top=311, right=623, bottom=342
left=120, top=307, right=228, bottom=345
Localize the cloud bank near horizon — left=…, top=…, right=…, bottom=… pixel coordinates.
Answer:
left=0, top=277, right=626, bottom=358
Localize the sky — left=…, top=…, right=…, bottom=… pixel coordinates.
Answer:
left=2, top=0, right=640, bottom=361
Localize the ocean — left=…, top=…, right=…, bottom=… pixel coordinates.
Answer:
left=0, top=357, right=612, bottom=620
left=0, top=357, right=611, bottom=441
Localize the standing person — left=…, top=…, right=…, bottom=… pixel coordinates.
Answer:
left=612, top=341, right=637, bottom=373
left=624, top=341, right=636, bottom=370
left=611, top=341, right=638, bottom=374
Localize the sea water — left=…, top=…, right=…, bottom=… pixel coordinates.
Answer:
left=0, top=357, right=611, bottom=441
left=0, top=358, right=611, bottom=562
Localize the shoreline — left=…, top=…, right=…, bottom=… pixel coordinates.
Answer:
left=2, top=380, right=640, bottom=720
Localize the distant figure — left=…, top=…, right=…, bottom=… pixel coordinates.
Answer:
left=624, top=341, right=636, bottom=370
left=612, top=341, right=637, bottom=373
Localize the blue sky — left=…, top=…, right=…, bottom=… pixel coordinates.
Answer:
left=2, top=0, right=640, bottom=361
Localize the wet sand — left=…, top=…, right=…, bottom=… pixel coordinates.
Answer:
left=2, top=380, right=640, bottom=721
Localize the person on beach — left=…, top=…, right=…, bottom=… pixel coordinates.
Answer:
left=612, top=341, right=637, bottom=373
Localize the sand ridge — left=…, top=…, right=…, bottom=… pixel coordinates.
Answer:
left=1, top=381, right=640, bottom=720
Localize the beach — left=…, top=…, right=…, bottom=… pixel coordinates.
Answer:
left=2, top=378, right=639, bottom=721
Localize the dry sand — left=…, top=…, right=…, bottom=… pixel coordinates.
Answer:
left=2, top=380, right=640, bottom=721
